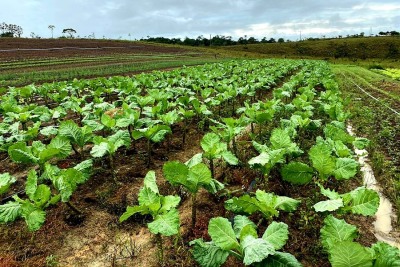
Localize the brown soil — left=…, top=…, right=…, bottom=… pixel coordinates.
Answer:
left=0, top=121, right=208, bottom=267
left=371, top=81, right=400, bottom=110
left=0, top=58, right=183, bottom=74
left=374, top=80, right=400, bottom=95
left=0, top=38, right=190, bottom=61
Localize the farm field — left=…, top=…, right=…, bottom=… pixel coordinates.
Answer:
left=333, top=65, right=400, bottom=215
left=1, top=55, right=399, bottom=267
left=0, top=38, right=223, bottom=87
left=0, top=35, right=400, bottom=267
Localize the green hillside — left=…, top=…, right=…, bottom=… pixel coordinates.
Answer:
left=216, top=36, right=400, bottom=60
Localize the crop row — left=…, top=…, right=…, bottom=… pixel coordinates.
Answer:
left=0, top=59, right=398, bottom=266
left=376, top=68, right=400, bottom=80
left=0, top=53, right=196, bottom=71
left=0, top=56, right=220, bottom=88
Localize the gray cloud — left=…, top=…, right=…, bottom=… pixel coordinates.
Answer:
left=1, top=0, right=399, bottom=40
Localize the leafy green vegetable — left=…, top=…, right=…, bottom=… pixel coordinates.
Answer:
left=132, top=124, right=171, bottom=166
left=147, top=209, right=180, bottom=236
left=0, top=173, right=16, bottom=195
left=58, top=120, right=93, bottom=156
left=353, top=138, right=370, bottom=150
left=329, top=241, right=373, bottom=267
left=242, top=235, right=275, bottom=265
left=8, top=140, right=71, bottom=172
left=19, top=201, right=47, bottom=232
left=191, top=215, right=300, bottom=267
left=372, top=242, right=400, bottom=267
left=324, top=123, right=355, bottom=145
left=344, top=187, right=380, bottom=216
left=120, top=171, right=180, bottom=236
left=189, top=239, right=229, bottom=267
left=233, top=215, right=257, bottom=238
left=209, top=217, right=240, bottom=251
left=314, top=185, right=379, bottom=216
left=100, top=113, right=116, bottom=129
left=209, top=117, right=246, bottom=156
left=90, top=130, right=130, bottom=181
left=120, top=170, right=180, bottom=263
left=308, top=142, right=335, bottom=180
left=163, top=160, right=223, bottom=229
left=225, top=190, right=300, bottom=219
left=249, top=128, right=302, bottom=177
left=201, top=133, right=238, bottom=177
left=333, top=158, right=359, bottom=180
left=0, top=168, right=70, bottom=231
left=0, top=201, right=21, bottom=224
left=320, top=215, right=400, bottom=267
left=281, top=162, right=314, bottom=185
left=314, top=199, right=344, bottom=212
left=254, top=252, right=303, bottom=267
left=262, top=221, right=289, bottom=250
left=320, top=215, right=358, bottom=250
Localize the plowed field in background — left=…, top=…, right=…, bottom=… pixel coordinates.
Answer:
left=0, top=38, right=219, bottom=87
left=0, top=38, right=187, bottom=60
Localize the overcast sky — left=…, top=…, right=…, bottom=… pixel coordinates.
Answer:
left=1, top=0, right=399, bottom=40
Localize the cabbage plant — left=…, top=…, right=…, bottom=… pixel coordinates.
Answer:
left=163, top=157, right=224, bottom=230
left=321, top=215, right=400, bottom=267
left=190, top=215, right=302, bottom=266
left=120, top=171, right=180, bottom=263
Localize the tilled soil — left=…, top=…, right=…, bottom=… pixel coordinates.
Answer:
left=0, top=38, right=189, bottom=61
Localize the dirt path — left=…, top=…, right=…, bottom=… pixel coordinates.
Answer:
left=348, top=125, right=400, bottom=248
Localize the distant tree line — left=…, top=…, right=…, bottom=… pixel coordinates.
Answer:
left=0, top=22, right=23, bottom=37
left=141, top=35, right=287, bottom=46
left=141, top=31, right=399, bottom=47
left=0, top=22, right=79, bottom=39
left=287, top=31, right=400, bottom=42
left=378, top=31, right=400, bottom=36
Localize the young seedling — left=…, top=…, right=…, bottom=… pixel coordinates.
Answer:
left=115, top=103, right=144, bottom=142
left=313, top=183, right=379, bottom=216
left=163, top=157, right=224, bottom=230
left=90, top=130, right=131, bottom=182
left=209, top=117, right=246, bottom=157
left=132, top=124, right=171, bottom=167
left=120, top=171, right=181, bottom=264
left=0, top=160, right=92, bottom=231
left=225, top=189, right=300, bottom=220
left=200, top=133, right=238, bottom=178
left=58, top=120, right=93, bottom=158
left=0, top=173, right=16, bottom=195
left=8, top=138, right=71, bottom=174
left=178, top=107, right=195, bottom=148
left=249, top=128, right=302, bottom=181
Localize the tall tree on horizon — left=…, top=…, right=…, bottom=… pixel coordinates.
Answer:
left=48, top=25, right=55, bottom=38
left=62, top=28, right=76, bottom=38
